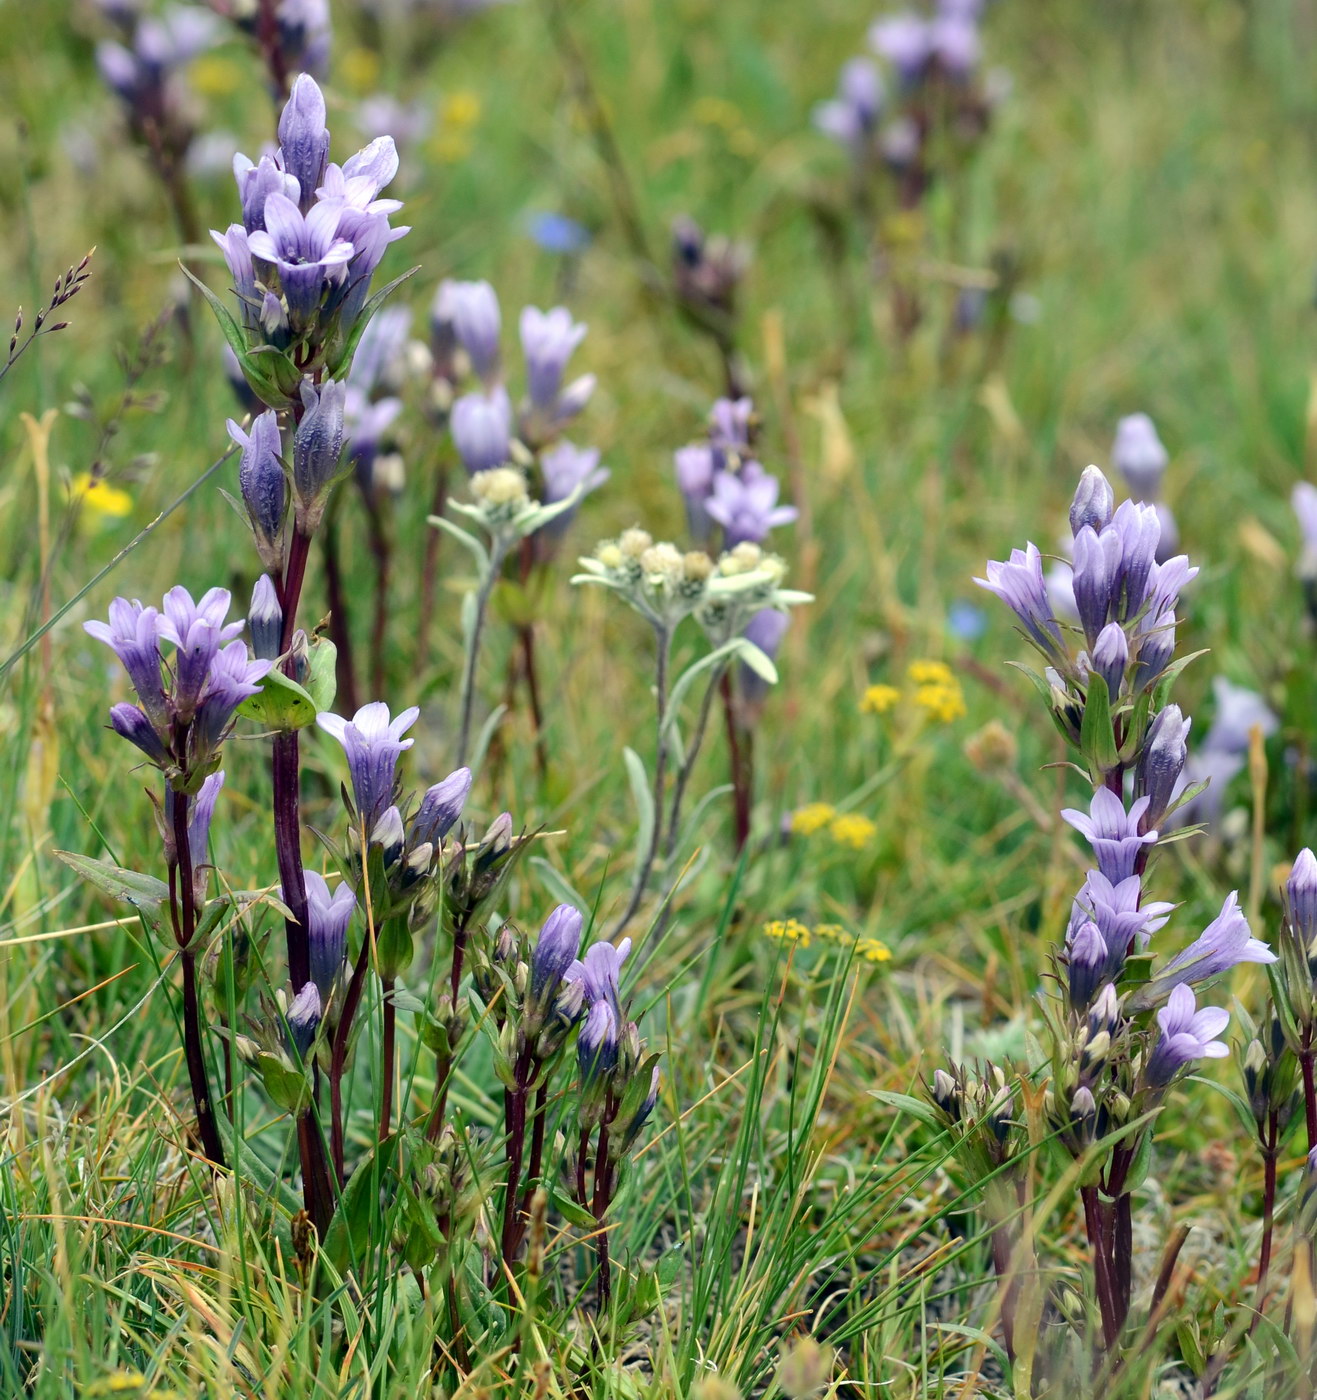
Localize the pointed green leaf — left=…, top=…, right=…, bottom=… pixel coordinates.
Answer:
left=55, top=851, right=169, bottom=933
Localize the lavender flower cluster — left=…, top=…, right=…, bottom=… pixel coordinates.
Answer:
left=815, top=1, right=997, bottom=199
left=209, top=74, right=410, bottom=409
left=935, top=466, right=1280, bottom=1350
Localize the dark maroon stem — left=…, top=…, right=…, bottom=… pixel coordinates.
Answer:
left=1081, top=1183, right=1120, bottom=1351
left=500, top=1050, right=532, bottom=1266
left=171, top=792, right=226, bottom=1166
left=255, top=0, right=290, bottom=103
left=1302, top=1039, right=1317, bottom=1151
left=591, top=1122, right=614, bottom=1312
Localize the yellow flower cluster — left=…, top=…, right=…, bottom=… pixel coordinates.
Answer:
left=829, top=813, right=877, bottom=849
left=859, top=660, right=967, bottom=724
left=432, top=92, right=482, bottom=164
left=761, top=920, right=892, bottom=963
left=763, top=917, right=812, bottom=947
left=789, top=802, right=837, bottom=835
left=789, top=804, right=877, bottom=849
left=860, top=683, right=901, bottom=714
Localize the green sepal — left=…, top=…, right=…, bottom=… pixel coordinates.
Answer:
left=1079, top=673, right=1120, bottom=778
left=304, top=637, right=338, bottom=714
left=237, top=668, right=319, bottom=732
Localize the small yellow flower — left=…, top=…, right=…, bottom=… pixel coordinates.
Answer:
left=790, top=802, right=836, bottom=836
left=432, top=132, right=474, bottom=164
left=442, top=92, right=482, bottom=130
left=763, top=918, right=811, bottom=947
left=68, top=473, right=132, bottom=519
left=907, top=659, right=954, bottom=686
left=829, top=813, right=877, bottom=849
left=854, top=937, right=892, bottom=963
left=913, top=682, right=967, bottom=723
left=188, top=55, right=243, bottom=99
left=813, top=923, right=853, bottom=945
left=860, top=683, right=901, bottom=715
left=340, top=47, right=382, bottom=94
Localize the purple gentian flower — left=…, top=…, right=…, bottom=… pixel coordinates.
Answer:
left=1289, top=848, right=1317, bottom=946
left=316, top=700, right=420, bottom=827
left=577, top=999, right=619, bottom=1081
left=211, top=225, right=259, bottom=329
left=739, top=607, right=791, bottom=711
left=451, top=386, right=512, bottom=473
left=869, top=13, right=933, bottom=81
left=411, top=767, right=473, bottom=847
left=247, top=194, right=354, bottom=329
left=1136, top=705, right=1190, bottom=829
left=1066, top=919, right=1114, bottom=1011
left=1145, top=983, right=1229, bottom=1088
left=535, top=441, right=608, bottom=555
left=531, top=904, right=584, bottom=1001
left=228, top=410, right=286, bottom=572
left=528, top=211, right=591, bottom=255
left=1069, top=465, right=1115, bottom=537
left=1070, top=524, right=1123, bottom=645
left=434, top=279, right=502, bottom=382
left=974, top=542, right=1065, bottom=657
left=1201, top=677, right=1277, bottom=756
left=191, top=641, right=272, bottom=756
left=814, top=58, right=884, bottom=151
left=84, top=597, right=168, bottom=726
left=109, top=701, right=170, bottom=764
left=1061, top=789, right=1158, bottom=883
left=248, top=574, right=283, bottom=662
left=291, top=378, right=346, bottom=527
left=348, top=304, right=411, bottom=397
left=930, top=15, right=980, bottom=76
left=705, top=467, right=798, bottom=547
left=1148, top=891, right=1274, bottom=996
left=520, top=305, right=588, bottom=413
left=286, top=981, right=322, bottom=1058
left=1090, top=621, right=1128, bottom=698
left=1069, top=870, right=1173, bottom=956
left=157, top=586, right=245, bottom=722
left=277, top=73, right=331, bottom=211
left=1113, top=413, right=1169, bottom=500
left=302, top=869, right=354, bottom=1000
left=232, top=153, right=300, bottom=234
left=567, top=936, right=631, bottom=1016
left=1295, top=482, right=1317, bottom=579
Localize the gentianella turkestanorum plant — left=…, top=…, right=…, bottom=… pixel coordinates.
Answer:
left=925, top=465, right=1276, bottom=1367
left=574, top=532, right=811, bottom=934
left=70, top=588, right=271, bottom=1166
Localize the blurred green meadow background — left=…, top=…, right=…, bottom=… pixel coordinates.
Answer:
left=3, top=0, right=1317, bottom=1394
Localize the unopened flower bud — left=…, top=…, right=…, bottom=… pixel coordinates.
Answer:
left=1069, top=465, right=1115, bottom=537
left=1136, top=704, right=1190, bottom=830
left=249, top=574, right=283, bottom=661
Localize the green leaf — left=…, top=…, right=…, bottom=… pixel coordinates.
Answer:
left=736, top=638, right=778, bottom=684
left=324, top=266, right=420, bottom=380
left=237, top=667, right=318, bottom=732
left=428, top=514, right=490, bottom=575
left=529, top=855, right=586, bottom=911
left=1079, top=673, right=1119, bottom=776
left=55, top=851, right=169, bottom=933
left=868, top=1089, right=941, bottom=1128
left=550, top=1186, right=598, bottom=1230
left=304, top=638, right=337, bottom=714
left=662, top=640, right=740, bottom=739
